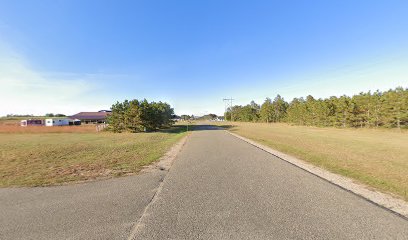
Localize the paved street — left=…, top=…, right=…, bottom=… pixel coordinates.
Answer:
left=0, top=171, right=165, bottom=239
left=1, top=125, right=407, bottom=239
left=131, top=126, right=408, bottom=239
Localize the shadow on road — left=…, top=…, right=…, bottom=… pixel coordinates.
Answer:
left=160, top=123, right=234, bottom=134
left=186, top=124, right=236, bottom=131
left=189, top=125, right=224, bottom=131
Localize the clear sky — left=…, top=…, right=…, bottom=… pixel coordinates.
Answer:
left=0, top=0, right=407, bottom=116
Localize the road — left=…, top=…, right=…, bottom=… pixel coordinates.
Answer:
left=130, top=126, right=408, bottom=239
left=1, top=125, right=407, bottom=239
left=0, top=171, right=165, bottom=239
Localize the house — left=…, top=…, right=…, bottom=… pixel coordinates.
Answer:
left=215, top=116, right=225, bottom=121
left=20, top=119, right=44, bottom=127
left=45, top=118, right=70, bottom=126
left=70, top=111, right=111, bottom=124
left=69, top=119, right=82, bottom=125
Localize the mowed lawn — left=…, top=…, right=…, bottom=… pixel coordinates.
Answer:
left=217, top=122, right=408, bottom=201
left=0, top=126, right=187, bottom=187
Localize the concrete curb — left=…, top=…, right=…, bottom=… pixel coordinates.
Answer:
left=227, top=131, right=408, bottom=219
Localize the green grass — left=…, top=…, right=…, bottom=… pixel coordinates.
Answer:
left=0, top=125, right=188, bottom=187
left=213, top=122, right=408, bottom=201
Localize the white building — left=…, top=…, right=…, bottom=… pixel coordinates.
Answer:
left=45, top=118, right=70, bottom=126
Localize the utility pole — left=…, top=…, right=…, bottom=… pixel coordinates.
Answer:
left=223, top=98, right=234, bottom=121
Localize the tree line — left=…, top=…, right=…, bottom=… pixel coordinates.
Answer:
left=45, top=113, right=67, bottom=117
left=108, top=99, right=174, bottom=132
left=225, top=87, right=408, bottom=129
left=5, top=113, right=66, bottom=118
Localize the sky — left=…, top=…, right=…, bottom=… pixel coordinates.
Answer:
left=0, top=0, right=407, bottom=116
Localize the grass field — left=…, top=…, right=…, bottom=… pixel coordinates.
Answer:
left=0, top=122, right=188, bottom=187
left=214, top=122, right=408, bottom=201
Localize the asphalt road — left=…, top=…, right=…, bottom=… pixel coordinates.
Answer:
left=131, top=126, right=408, bottom=239
left=0, top=171, right=165, bottom=240
left=1, top=125, right=407, bottom=239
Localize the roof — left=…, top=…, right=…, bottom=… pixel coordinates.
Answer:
left=70, top=112, right=111, bottom=120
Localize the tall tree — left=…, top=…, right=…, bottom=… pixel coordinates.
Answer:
left=260, top=98, right=274, bottom=123
left=272, top=95, right=288, bottom=122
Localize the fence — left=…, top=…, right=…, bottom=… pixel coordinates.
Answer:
left=96, top=123, right=108, bottom=132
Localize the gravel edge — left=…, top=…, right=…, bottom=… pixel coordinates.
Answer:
left=227, top=131, right=408, bottom=219
left=141, top=134, right=190, bottom=173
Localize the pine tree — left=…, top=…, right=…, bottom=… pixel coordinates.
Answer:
left=224, top=87, right=407, bottom=129
left=272, top=95, right=288, bottom=122
left=260, top=98, right=274, bottom=123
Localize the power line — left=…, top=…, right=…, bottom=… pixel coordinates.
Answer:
left=223, top=98, right=234, bottom=121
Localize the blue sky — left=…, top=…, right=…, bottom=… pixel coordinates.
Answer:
left=0, top=0, right=407, bottom=116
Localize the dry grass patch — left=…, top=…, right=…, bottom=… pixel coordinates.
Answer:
left=0, top=125, right=97, bottom=133
left=0, top=126, right=187, bottom=187
left=215, top=122, right=408, bottom=201
left=0, top=118, right=97, bottom=133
